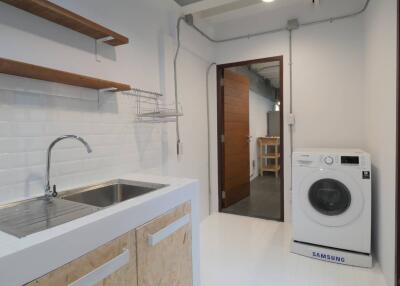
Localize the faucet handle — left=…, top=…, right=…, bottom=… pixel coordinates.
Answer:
left=52, top=185, right=58, bottom=197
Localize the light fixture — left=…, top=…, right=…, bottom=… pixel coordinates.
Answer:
left=262, top=0, right=275, bottom=3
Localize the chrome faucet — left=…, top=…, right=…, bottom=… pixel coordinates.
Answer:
left=45, top=135, right=92, bottom=198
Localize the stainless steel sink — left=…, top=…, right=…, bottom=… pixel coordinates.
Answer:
left=0, top=198, right=100, bottom=238
left=59, top=180, right=166, bottom=208
left=0, top=180, right=166, bottom=238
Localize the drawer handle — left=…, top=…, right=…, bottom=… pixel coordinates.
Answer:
left=148, top=214, right=190, bottom=246
left=69, top=248, right=130, bottom=286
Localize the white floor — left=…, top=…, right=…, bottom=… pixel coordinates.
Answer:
left=200, top=213, right=386, bottom=286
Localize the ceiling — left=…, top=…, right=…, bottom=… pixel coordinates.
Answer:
left=194, top=0, right=308, bottom=22
left=251, top=61, right=280, bottom=89
left=175, top=0, right=366, bottom=37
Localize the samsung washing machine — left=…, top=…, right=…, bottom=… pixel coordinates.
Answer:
left=291, top=149, right=372, bottom=267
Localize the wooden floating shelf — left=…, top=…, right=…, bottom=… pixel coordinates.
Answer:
left=0, top=0, right=129, bottom=46
left=0, top=58, right=131, bottom=92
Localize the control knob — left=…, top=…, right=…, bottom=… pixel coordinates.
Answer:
left=324, top=156, right=334, bottom=165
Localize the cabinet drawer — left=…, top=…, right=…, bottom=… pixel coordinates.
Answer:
left=26, top=231, right=137, bottom=286
left=136, top=202, right=192, bottom=286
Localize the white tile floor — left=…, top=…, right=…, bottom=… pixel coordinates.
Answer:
left=200, top=213, right=387, bottom=286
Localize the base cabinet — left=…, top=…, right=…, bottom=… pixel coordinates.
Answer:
left=26, top=231, right=137, bottom=286
left=25, top=202, right=192, bottom=286
left=136, top=202, right=192, bottom=286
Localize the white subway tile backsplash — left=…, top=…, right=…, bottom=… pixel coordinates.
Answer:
left=13, top=122, right=45, bottom=137
left=25, top=151, right=45, bottom=166
left=0, top=75, right=163, bottom=203
left=24, top=137, right=52, bottom=152
left=0, top=138, right=25, bottom=153
left=15, top=91, right=45, bottom=106
left=0, top=168, right=27, bottom=186
left=0, top=153, right=26, bottom=169
left=0, top=90, right=16, bottom=106
left=0, top=122, right=13, bottom=137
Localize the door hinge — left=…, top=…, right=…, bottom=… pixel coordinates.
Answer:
left=220, top=78, right=224, bottom=87
left=220, top=134, right=225, bottom=143
left=222, top=191, right=226, bottom=199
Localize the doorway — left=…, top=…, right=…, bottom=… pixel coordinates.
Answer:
left=217, top=56, right=284, bottom=221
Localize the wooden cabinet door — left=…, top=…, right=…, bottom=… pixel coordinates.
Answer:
left=26, top=230, right=137, bottom=286
left=136, top=202, right=192, bottom=286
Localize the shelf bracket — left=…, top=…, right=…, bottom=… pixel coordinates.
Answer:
left=95, top=36, right=115, bottom=62
left=97, top=87, right=118, bottom=108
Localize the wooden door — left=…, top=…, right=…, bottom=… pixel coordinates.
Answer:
left=223, top=69, right=250, bottom=208
left=26, top=231, right=137, bottom=286
left=136, top=202, right=192, bottom=286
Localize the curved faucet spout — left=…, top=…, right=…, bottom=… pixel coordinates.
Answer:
left=45, top=135, right=92, bottom=197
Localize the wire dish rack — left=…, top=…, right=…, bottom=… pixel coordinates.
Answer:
left=123, top=88, right=183, bottom=123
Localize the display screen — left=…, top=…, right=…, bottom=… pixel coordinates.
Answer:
left=341, top=156, right=359, bottom=165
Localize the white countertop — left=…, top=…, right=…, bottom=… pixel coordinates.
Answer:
left=0, top=173, right=200, bottom=286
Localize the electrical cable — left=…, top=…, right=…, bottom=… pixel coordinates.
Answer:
left=174, top=17, right=185, bottom=156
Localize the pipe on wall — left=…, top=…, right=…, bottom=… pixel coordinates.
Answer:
left=173, top=17, right=185, bottom=156
left=206, top=62, right=216, bottom=214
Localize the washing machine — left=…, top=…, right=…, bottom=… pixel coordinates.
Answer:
left=291, top=149, right=372, bottom=267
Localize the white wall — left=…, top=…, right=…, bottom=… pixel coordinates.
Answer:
left=363, top=0, right=397, bottom=285
left=161, top=32, right=214, bottom=220
left=0, top=0, right=215, bottom=219
left=249, top=91, right=275, bottom=180
left=292, top=19, right=365, bottom=149
left=213, top=15, right=366, bottom=221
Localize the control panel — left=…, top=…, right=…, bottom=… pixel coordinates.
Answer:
left=294, top=152, right=369, bottom=169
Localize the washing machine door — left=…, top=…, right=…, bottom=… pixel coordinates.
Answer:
left=299, top=169, right=364, bottom=227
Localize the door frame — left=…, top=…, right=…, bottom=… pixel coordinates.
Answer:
left=396, top=1, right=399, bottom=285
left=216, top=55, right=285, bottom=222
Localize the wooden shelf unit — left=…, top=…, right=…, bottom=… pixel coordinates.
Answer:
left=0, top=0, right=129, bottom=46
left=0, top=58, right=131, bottom=92
left=258, top=137, right=281, bottom=177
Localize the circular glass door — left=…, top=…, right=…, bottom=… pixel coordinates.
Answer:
left=308, top=179, right=351, bottom=216
left=298, top=169, right=364, bottom=227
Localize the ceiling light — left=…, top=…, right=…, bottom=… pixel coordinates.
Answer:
left=262, top=0, right=275, bottom=3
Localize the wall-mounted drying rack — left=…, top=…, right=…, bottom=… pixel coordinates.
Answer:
left=123, top=88, right=183, bottom=123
